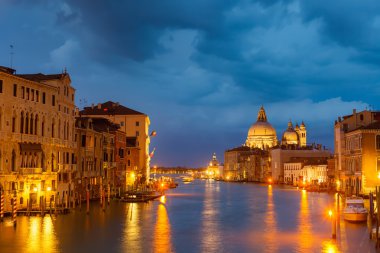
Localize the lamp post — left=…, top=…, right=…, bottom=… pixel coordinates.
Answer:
left=328, top=209, right=336, bottom=239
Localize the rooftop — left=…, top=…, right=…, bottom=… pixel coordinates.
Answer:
left=81, top=101, right=145, bottom=116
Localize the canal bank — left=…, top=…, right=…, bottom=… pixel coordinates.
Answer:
left=0, top=180, right=376, bottom=253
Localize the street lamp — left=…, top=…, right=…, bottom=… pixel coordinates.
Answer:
left=328, top=209, right=336, bottom=239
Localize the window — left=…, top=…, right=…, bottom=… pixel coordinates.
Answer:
left=52, top=95, right=55, bottom=106
left=0, top=80, right=3, bottom=93
left=360, top=114, right=364, bottom=121
left=42, top=92, right=46, bottom=104
left=127, top=160, right=131, bottom=167
left=136, top=121, right=139, bottom=127
left=127, top=150, right=131, bottom=155
left=26, top=88, right=30, bottom=100
left=377, top=157, right=380, bottom=171
left=36, top=91, right=39, bottom=102
left=377, top=135, right=380, bottom=150
left=119, top=148, right=124, bottom=158
left=136, top=131, right=139, bottom=136
left=120, top=121, right=124, bottom=126
left=13, top=84, right=17, bottom=96
left=22, top=87, right=25, bottom=99
left=81, top=135, right=86, bottom=147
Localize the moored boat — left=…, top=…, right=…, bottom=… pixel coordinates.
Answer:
left=343, top=196, right=368, bottom=222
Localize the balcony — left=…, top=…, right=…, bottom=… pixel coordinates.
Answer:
left=19, top=167, right=42, bottom=174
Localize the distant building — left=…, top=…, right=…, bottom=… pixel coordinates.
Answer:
left=80, top=101, right=151, bottom=182
left=334, top=109, right=380, bottom=195
left=270, top=148, right=331, bottom=183
left=206, top=153, right=223, bottom=178
left=0, top=66, right=76, bottom=210
left=225, top=105, right=328, bottom=183
left=284, top=157, right=328, bottom=185
left=224, top=146, right=270, bottom=182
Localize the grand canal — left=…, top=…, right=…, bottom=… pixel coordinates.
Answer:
left=0, top=179, right=375, bottom=253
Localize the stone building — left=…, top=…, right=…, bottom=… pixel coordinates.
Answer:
left=80, top=101, right=151, bottom=182
left=224, top=146, right=270, bottom=182
left=284, top=157, right=328, bottom=185
left=0, top=66, right=76, bottom=210
left=270, top=148, right=331, bottom=183
left=335, top=109, right=380, bottom=195
left=75, top=117, right=103, bottom=199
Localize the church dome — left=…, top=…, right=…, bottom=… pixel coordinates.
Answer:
left=248, top=121, right=276, bottom=137
left=246, top=106, right=277, bottom=149
left=282, top=121, right=299, bottom=145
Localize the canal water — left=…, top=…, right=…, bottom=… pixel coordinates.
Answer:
left=0, top=179, right=375, bottom=253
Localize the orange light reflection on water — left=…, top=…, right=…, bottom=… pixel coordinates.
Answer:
left=154, top=202, right=173, bottom=253
left=264, top=184, right=278, bottom=252
left=26, top=217, right=58, bottom=253
left=298, top=189, right=313, bottom=251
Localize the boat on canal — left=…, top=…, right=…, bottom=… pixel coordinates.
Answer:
left=182, top=176, right=194, bottom=183
left=343, top=196, right=368, bottom=222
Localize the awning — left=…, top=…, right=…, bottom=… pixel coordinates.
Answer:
left=19, top=143, right=42, bottom=152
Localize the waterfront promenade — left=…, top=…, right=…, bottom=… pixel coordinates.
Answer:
left=0, top=179, right=375, bottom=253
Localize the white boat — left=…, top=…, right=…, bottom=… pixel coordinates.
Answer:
left=343, top=196, right=368, bottom=222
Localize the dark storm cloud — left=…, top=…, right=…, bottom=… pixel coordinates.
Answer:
left=60, top=0, right=237, bottom=62
left=2, top=0, right=380, bottom=166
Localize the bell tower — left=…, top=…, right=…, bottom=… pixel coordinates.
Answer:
left=299, top=121, right=307, bottom=147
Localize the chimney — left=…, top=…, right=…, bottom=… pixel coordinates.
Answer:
left=91, top=103, right=94, bottom=109
left=97, top=103, right=101, bottom=109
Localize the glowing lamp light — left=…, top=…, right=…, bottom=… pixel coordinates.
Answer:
left=33, top=187, right=38, bottom=192
left=328, top=209, right=333, bottom=218
left=47, top=186, right=52, bottom=191
left=160, top=195, right=166, bottom=204
left=161, top=183, right=164, bottom=188
left=268, top=178, right=272, bottom=184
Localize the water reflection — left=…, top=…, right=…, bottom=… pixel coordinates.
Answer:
left=122, top=203, right=142, bottom=253
left=26, top=217, right=59, bottom=253
left=154, top=197, right=173, bottom=253
left=297, top=189, right=313, bottom=251
left=264, top=185, right=278, bottom=252
left=201, top=180, right=221, bottom=253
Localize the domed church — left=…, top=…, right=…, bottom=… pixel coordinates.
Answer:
left=282, top=121, right=307, bottom=147
left=245, top=106, right=277, bottom=149
left=245, top=106, right=307, bottom=150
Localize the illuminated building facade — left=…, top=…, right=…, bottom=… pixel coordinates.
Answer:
left=80, top=101, right=151, bottom=182
left=224, top=146, right=270, bottom=182
left=0, top=66, right=76, bottom=211
left=335, top=109, right=380, bottom=194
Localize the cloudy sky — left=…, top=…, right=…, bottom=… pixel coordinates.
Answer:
left=1, top=0, right=379, bottom=167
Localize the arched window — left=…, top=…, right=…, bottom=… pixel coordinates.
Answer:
left=12, top=113, right=16, bottom=133
left=25, top=113, right=29, bottom=134
left=41, top=117, right=45, bottom=137
left=51, top=153, right=55, bottom=171
left=11, top=150, right=16, bottom=172
left=30, top=113, right=34, bottom=135
left=51, top=119, right=55, bottom=138
left=34, top=115, right=38, bottom=135
left=20, top=111, right=24, bottom=134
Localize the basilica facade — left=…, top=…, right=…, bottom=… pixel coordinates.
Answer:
left=245, top=106, right=307, bottom=149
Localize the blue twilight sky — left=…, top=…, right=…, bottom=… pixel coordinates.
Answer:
left=1, top=0, right=379, bottom=167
